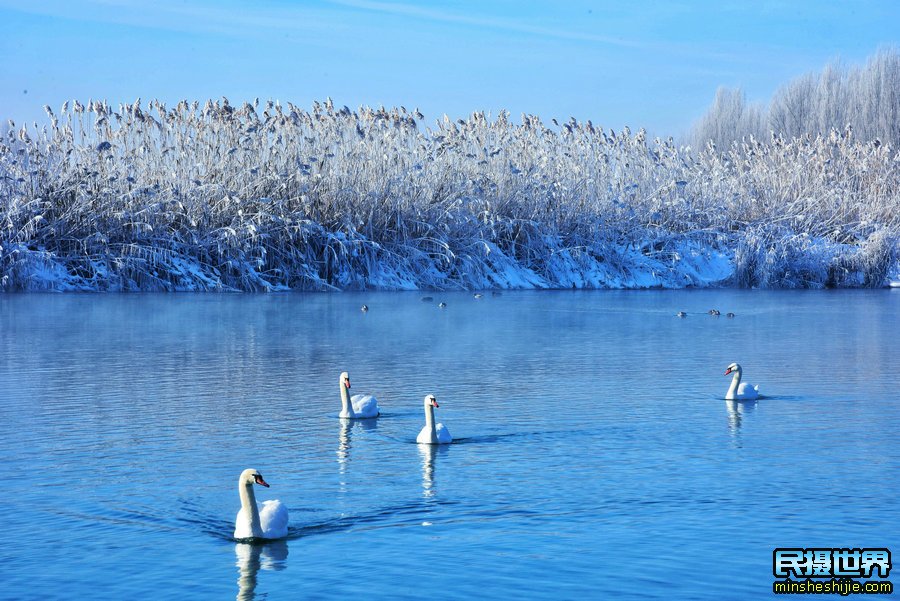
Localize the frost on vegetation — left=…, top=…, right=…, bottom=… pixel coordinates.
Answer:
left=692, top=49, right=900, bottom=150
left=0, top=97, right=898, bottom=292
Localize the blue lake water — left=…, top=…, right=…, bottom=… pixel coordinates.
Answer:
left=1, top=290, right=898, bottom=600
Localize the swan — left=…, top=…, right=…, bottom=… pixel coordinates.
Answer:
left=339, top=371, right=380, bottom=418
left=234, top=469, right=289, bottom=541
left=417, top=394, right=452, bottom=444
left=724, top=363, right=759, bottom=400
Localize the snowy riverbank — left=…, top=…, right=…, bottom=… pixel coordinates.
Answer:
left=2, top=100, right=898, bottom=291
left=3, top=228, right=897, bottom=292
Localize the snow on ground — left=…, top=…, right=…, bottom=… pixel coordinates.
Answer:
left=2, top=234, right=895, bottom=292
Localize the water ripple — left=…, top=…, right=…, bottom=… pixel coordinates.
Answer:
left=2, top=291, right=899, bottom=599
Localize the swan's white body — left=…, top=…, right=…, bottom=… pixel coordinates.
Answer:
left=724, top=363, right=759, bottom=400
left=234, top=469, right=289, bottom=540
left=339, top=372, right=380, bottom=418
left=417, top=394, right=452, bottom=444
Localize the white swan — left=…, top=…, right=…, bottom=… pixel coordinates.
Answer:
left=724, top=363, right=759, bottom=400
left=234, top=469, right=289, bottom=540
left=339, top=371, right=380, bottom=418
left=417, top=394, right=452, bottom=444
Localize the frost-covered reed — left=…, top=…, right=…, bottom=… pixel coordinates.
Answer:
left=1, top=98, right=897, bottom=291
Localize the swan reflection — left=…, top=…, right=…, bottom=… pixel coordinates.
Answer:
left=337, top=418, right=378, bottom=479
left=337, top=419, right=352, bottom=476
left=418, top=443, right=449, bottom=500
left=725, top=399, right=757, bottom=445
left=235, top=540, right=288, bottom=601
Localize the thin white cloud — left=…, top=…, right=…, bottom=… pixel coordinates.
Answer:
left=329, top=0, right=646, bottom=48
left=326, top=0, right=766, bottom=65
left=0, top=0, right=341, bottom=40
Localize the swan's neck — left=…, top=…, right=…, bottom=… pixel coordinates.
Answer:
left=239, top=482, right=263, bottom=538
left=424, top=403, right=436, bottom=438
left=340, top=384, right=354, bottom=416
left=726, top=370, right=742, bottom=400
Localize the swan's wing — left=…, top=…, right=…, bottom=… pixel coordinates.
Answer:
left=737, top=383, right=759, bottom=399
left=436, top=423, right=452, bottom=444
left=259, top=500, right=289, bottom=539
left=350, top=394, right=380, bottom=417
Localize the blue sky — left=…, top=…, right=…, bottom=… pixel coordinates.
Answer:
left=1, top=0, right=897, bottom=135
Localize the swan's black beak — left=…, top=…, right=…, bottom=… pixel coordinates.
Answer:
left=432, top=399, right=440, bottom=408
left=345, top=380, right=351, bottom=389
left=253, top=474, right=270, bottom=487
left=724, top=368, right=733, bottom=376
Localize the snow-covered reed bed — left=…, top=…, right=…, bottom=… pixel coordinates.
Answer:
left=1, top=99, right=897, bottom=291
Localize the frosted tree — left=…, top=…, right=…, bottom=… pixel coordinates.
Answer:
left=815, top=62, right=846, bottom=135
left=690, top=87, right=765, bottom=149
left=769, top=72, right=818, bottom=140
left=854, top=48, right=899, bottom=143
left=693, top=48, right=900, bottom=147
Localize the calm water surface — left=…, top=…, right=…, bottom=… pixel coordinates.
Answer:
left=1, top=290, right=898, bottom=600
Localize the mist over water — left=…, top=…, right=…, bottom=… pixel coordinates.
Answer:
left=1, top=290, right=898, bottom=599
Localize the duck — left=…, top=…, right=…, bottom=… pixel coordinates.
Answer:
left=339, top=371, right=380, bottom=418
left=417, top=394, right=452, bottom=444
left=724, top=363, right=759, bottom=400
left=234, top=469, right=289, bottom=540
left=360, top=304, right=369, bottom=313
left=438, top=302, right=447, bottom=309
left=676, top=311, right=687, bottom=318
